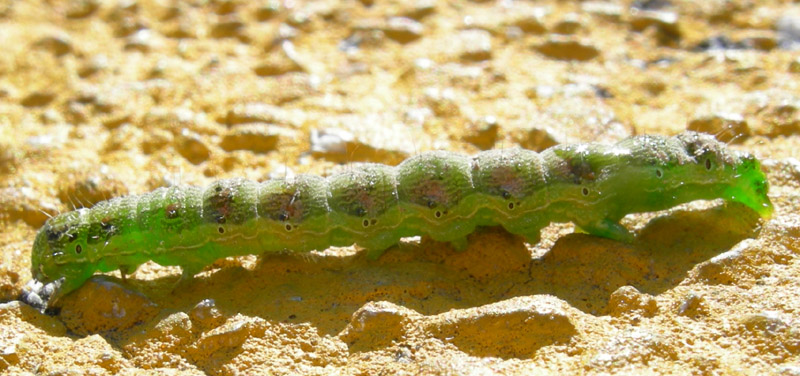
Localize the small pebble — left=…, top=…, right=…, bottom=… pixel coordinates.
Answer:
left=340, top=301, right=417, bottom=350
left=382, top=17, right=424, bottom=43
left=254, top=41, right=305, bottom=76
left=125, top=29, right=159, bottom=52
left=59, top=276, right=159, bottom=336
left=78, top=54, right=109, bottom=78
left=629, top=10, right=680, bottom=38
left=403, top=0, right=436, bottom=20
left=33, top=34, right=73, bottom=56
left=534, top=36, right=600, bottom=61
left=192, top=319, right=251, bottom=355
left=66, top=0, right=100, bottom=19
left=687, top=112, right=750, bottom=143
left=740, top=311, right=788, bottom=334
left=790, top=58, right=800, bottom=73
left=511, top=9, right=547, bottom=34
left=607, top=285, right=659, bottom=318
left=554, top=13, right=583, bottom=34
left=21, top=91, right=57, bottom=107
left=428, top=296, right=577, bottom=359
left=457, top=29, right=492, bottom=61
left=223, top=103, right=305, bottom=127
left=310, top=113, right=418, bottom=164
left=677, top=292, right=709, bottom=318
left=219, top=124, right=297, bottom=153
left=463, top=115, right=498, bottom=150
left=175, top=129, right=212, bottom=164
left=189, top=299, right=226, bottom=330
left=210, top=17, right=246, bottom=39
left=581, top=1, right=623, bottom=22
left=255, top=1, right=283, bottom=21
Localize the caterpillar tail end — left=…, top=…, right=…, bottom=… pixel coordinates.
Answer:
left=751, top=198, right=774, bottom=219
left=726, top=152, right=774, bottom=219
left=723, top=181, right=774, bottom=219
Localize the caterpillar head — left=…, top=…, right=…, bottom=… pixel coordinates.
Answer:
left=676, top=132, right=773, bottom=218
left=31, top=210, right=92, bottom=297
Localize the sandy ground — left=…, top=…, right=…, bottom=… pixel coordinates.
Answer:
left=1, top=0, right=799, bottom=374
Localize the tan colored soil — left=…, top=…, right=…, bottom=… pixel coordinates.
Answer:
left=1, top=0, right=799, bottom=375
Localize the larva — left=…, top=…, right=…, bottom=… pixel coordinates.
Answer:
left=30, top=132, right=773, bottom=302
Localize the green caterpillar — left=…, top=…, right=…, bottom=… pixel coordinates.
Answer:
left=30, top=132, right=773, bottom=303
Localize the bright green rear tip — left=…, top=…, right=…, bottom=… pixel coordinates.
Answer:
left=724, top=184, right=773, bottom=218
left=725, top=155, right=773, bottom=218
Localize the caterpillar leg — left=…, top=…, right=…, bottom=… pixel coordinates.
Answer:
left=448, top=237, right=469, bottom=251
left=577, top=218, right=633, bottom=243
left=520, top=231, right=541, bottom=245
left=171, top=264, right=203, bottom=292
left=118, top=265, right=133, bottom=282
left=502, top=223, right=542, bottom=245
left=364, top=247, right=391, bottom=260
left=359, top=236, right=399, bottom=260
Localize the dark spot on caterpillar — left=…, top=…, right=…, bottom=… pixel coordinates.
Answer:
left=98, top=217, right=119, bottom=240
left=218, top=227, right=225, bottom=234
left=166, top=203, right=180, bottom=219
left=46, top=228, right=61, bottom=242
left=86, top=224, right=104, bottom=245
left=582, top=187, right=590, bottom=196
left=362, top=219, right=369, bottom=227
left=205, top=184, right=239, bottom=224
left=285, top=224, right=293, bottom=231
left=656, top=169, right=663, bottom=178
left=75, top=245, right=82, bottom=254
left=434, top=210, right=442, bottom=218
left=568, top=159, right=596, bottom=182
left=259, top=180, right=321, bottom=223
left=705, top=158, right=712, bottom=170
left=370, top=219, right=377, bottom=225
left=508, top=202, right=515, bottom=210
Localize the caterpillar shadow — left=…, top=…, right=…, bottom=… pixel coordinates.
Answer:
left=50, top=202, right=762, bottom=344
left=524, top=201, right=762, bottom=314
left=157, top=202, right=759, bottom=334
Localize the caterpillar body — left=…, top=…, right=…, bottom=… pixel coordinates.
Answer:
left=31, top=132, right=773, bottom=302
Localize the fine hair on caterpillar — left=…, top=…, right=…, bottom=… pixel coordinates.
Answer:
left=29, top=131, right=774, bottom=306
